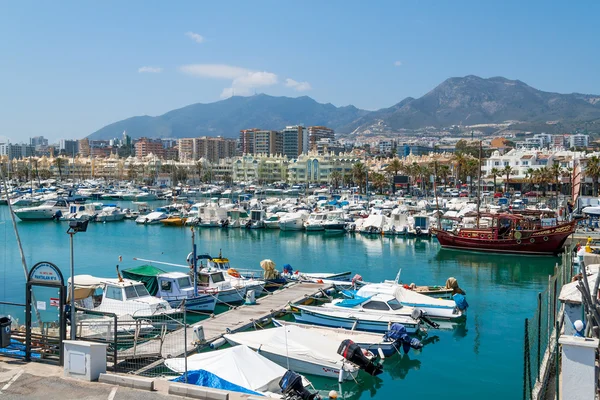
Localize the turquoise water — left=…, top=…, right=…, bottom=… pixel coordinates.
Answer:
left=0, top=204, right=557, bottom=399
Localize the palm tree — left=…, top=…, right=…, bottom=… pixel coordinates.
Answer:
left=563, top=166, right=574, bottom=197
left=438, top=164, right=451, bottom=186
left=550, top=162, right=563, bottom=198
left=502, top=165, right=513, bottom=193
left=53, top=157, right=65, bottom=180
left=452, top=153, right=467, bottom=189
left=195, top=161, right=204, bottom=184
left=370, top=172, right=387, bottom=194
left=585, top=156, right=600, bottom=196
left=525, top=168, right=535, bottom=193
left=385, top=158, right=403, bottom=193
left=490, top=167, right=501, bottom=194
left=352, top=163, right=367, bottom=193
left=329, top=170, right=342, bottom=189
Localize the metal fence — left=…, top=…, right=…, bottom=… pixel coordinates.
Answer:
left=523, top=249, right=572, bottom=400
left=75, top=303, right=188, bottom=377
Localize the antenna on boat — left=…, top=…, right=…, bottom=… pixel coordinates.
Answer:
left=116, top=265, right=123, bottom=282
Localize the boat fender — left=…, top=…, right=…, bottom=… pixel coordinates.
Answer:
left=193, top=326, right=205, bottom=343
left=377, top=347, right=385, bottom=360
left=453, top=293, right=469, bottom=311
left=209, top=338, right=226, bottom=349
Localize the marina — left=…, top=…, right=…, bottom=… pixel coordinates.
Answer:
left=0, top=201, right=560, bottom=399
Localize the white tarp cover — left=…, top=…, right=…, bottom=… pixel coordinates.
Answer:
left=357, top=283, right=455, bottom=308
left=224, top=325, right=349, bottom=370
left=559, top=265, right=599, bottom=304
left=164, top=345, right=285, bottom=393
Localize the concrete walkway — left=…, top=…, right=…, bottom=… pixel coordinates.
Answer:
left=0, top=356, right=247, bottom=399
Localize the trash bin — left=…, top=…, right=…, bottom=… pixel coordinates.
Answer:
left=0, top=316, right=11, bottom=348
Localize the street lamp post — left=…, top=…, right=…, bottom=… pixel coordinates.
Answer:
left=67, top=220, right=89, bottom=340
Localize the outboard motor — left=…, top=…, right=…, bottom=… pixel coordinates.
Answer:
left=337, top=339, right=383, bottom=376
left=415, top=226, right=422, bottom=236
left=411, top=309, right=440, bottom=329
left=384, top=323, right=424, bottom=354
left=279, top=370, right=320, bottom=400
left=53, top=210, right=62, bottom=221
left=245, top=220, right=252, bottom=229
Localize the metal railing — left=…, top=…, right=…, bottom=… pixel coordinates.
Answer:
left=523, top=249, right=572, bottom=400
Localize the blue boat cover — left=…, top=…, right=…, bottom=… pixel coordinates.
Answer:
left=172, top=369, right=264, bottom=396
left=341, top=289, right=357, bottom=299
left=0, top=339, right=41, bottom=359
left=335, top=294, right=371, bottom=308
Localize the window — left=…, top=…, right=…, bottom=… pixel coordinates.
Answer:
left=177, top=277, right=192, bottom=289
left=198, top=274, right=210, bottom=286
left=211, top=273, right=225, bottom=283
left=503, top=161, right=509, bottom=166
left=494, top=161, right=500, bottom=166
left=124, top=286, right=138, bottom=299
left=134, top=285, right=149, bottom=297
left=105, top=286, right=123, bottom=301
left=522, top=161, right=529, bottom=166
left=387, top=299, right=403, bottom=310
left=362, top=301, right=390, bottom=311
left=161, top=280, right=172, bottom=292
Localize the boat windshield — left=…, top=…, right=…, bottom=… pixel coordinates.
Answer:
left=177, top=277, right=192, bottom=288
left=211, top=272, right=225, bottom=283
left=124, top=284, right=150, bottom=299
left=387, top=299, right=403, bottom=310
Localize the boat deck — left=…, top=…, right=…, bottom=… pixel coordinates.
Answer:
left=118, top=281, right=327, bottom=371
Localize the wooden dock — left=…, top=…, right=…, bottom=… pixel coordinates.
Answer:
left=118, top=281, right=327, bottom=368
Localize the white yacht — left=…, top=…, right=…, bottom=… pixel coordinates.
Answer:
left=303, top=212, right=327, bottom=231
left=96, top=206, right=126, bottom=222
left=14, top=199, right=72, bottom=221
left=135, top=211, right=168, bottom=224
left=279, top=210, right=309, bottom=231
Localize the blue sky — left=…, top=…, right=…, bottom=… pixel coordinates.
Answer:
left=1, top=1, right=599, bottom=143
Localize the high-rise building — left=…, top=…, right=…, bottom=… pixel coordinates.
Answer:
left=308, top=126, right=335, bottom=151
left=570, top=134, right=589, bottom=148
left=178, top=137, right=237, bottom=162
left=79, top=138, right=90, bottom=157
left=253, top=130, right=282, bottom=155
left=30, top=136, right=48, bottom=148
left=282, top=125, right=305, bottom=158
left=0, top=143, right=35, bottom=159
left=239, top=129, right=259, bottom=155
left=134, top=137, right=164, bottom=158
left=59, top=139, right=79, bottom=156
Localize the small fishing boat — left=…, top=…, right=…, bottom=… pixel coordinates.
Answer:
left=224, top=325, right=383, bottom=381
left=205, top=254, right=266, bottom=296
left=121, top=265, right=217, bottom=312
left=196, top=269, right=247, bottom=304
left=292, top=296, right=424, bottom=334
left=135, top=211, right=168, bottom=224
left=165, top=345, right=312, bottom=397
left=161, top=216, right=188, bottom=226
left=68, top=274, right=183, bottom=328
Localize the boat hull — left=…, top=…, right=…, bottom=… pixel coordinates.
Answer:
left=294, top=307, right=421, bottom=334
left=431, top=220, right=576, bottom=255
left=166, top=295, right=217, bottom=312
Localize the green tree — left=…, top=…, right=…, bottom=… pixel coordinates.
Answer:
left=53, top=157, right=65, bottom=180
left=502, top=165, right=513, bottom=193
left=329, top=170, right=342, bottom=189
left=370, top=172, right=387, bottom=194
left=352, top=163, right=367, bottom=193
left=585, top=156, right=600, bottom=196
left=490, top=167, right=501, bottom=194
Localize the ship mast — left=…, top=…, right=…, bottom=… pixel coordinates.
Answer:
left=476, top=140, right=482, bottom=228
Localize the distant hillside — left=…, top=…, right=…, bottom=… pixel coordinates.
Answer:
left=88, top=95, right=369, bottom=140
left=88, top=76, right=600, bottom=140
left=341, top=75, right=600, bottom=133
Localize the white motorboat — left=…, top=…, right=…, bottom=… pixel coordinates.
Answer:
left=263, top=213, right=282, bottom=229
left=60, top=203, right=98, bottom=222
left=165, top=345, right=312, bottom=398
left=246, top=209, right=266, bottom=229
left=322, top=210, right=347, bottom=232
left=385, top=209, right=408, bottom=235
left=224, top=325, right=382, bottom=381
left=122, top=265, right=217, bottom=312
left=196, top=268, right=247, bottom=304
left=135, top=211, right=168, bottom=224
left=272, top=319, right=400, bottom=357
left=358, top=214, right=389, bottom=234
left=68, top=274, right=183, bottom=327
left=303, top=212, right=327, bottom=231
left=135, top=192, right=159, bottom=201
left=407, top=214, right=430, bottom=237
left=96, top=206, right=126, bottom=222
left=355, top=282, right=465, bottom=321
left=279, top=210, right=309, bottom=231
left=14, top=199, right=72, bottom=221
left=293, top=295, right=424, bottom=334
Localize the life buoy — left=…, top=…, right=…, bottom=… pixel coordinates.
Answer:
left=227, top=268, right=241, bottom=278
left=488, top=234, right=492, bottom=239
left=530, top=238, right=535, bottom=243
left=186, top=252, right=194, bottom=266
left=543, top=236, right=549, bottom=242
left=514, top=231, right=522, bottom=240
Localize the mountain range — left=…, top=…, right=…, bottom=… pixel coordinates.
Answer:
left=88, top=75, right=600, bottom=140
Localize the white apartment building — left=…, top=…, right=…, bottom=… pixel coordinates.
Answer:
left=288, top=152, right=361, bottom=184
left=570, top=134, right=589, bottom=148
left=483, top=149, right=580, bottom=178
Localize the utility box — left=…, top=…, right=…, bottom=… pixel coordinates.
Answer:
left=0, top=316, right=11, bottom=348
left=63, top=340, right=108, bottom=381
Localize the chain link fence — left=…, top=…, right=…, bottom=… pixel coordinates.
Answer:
left=523, top=248, right=572, bottom=400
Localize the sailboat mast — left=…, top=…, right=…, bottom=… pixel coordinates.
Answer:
left=476, top=140, right=482, bottom=228
left=434, top=161, right=441, bottom=229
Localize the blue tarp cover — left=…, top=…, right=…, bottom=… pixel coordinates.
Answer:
left=172, top=369, right=264, bottom=396
left=335, top=294, right=371, bottom=308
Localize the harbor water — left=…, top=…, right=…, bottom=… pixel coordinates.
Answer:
left=0, top=204, right=557, bottom=399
